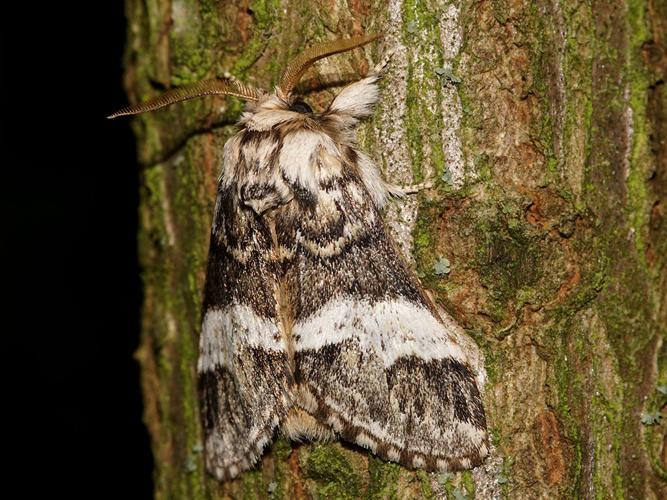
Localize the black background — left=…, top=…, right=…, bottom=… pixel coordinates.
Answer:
left=5, top=3, right=153, bottom=497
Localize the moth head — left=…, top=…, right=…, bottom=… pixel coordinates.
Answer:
left=107, top=34, right=379, bottom=120
left=287, top=99, right=313, bottom=115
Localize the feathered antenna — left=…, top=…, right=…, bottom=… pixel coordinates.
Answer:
left=279, top=33, right=381, bottom=97
left=107, top=78, right=261, bottom=119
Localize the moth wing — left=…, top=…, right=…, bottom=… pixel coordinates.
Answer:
left=282, top=149, right=488, bottom=471
left=198, top=185, right=292, bottom=481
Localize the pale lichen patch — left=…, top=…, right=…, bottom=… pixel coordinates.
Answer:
left=374, top=0, right=415, bottom=260
left=439, top=3, right=465, bottom=189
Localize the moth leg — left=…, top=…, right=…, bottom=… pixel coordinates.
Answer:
left=385, top=178, right=434, bottom=197
left=370, top=49, right=395, bottom=76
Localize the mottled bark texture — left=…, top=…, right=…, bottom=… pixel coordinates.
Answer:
left=123, top=0, right=666, bottom=498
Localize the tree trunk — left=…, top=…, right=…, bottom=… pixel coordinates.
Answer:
left=123, top=0, right=667, bottom=497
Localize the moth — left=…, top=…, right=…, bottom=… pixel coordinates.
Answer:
left=110, top=34, right=488, bottom=481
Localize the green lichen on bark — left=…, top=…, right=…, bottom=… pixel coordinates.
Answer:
left=302, top=444, right=364, bottom=498
left=125, top=0, right=666, bottom=498
left=455, top=0, right=665, bottom=497
left=401, top=0, right=447, bottom=183
left=230, top=0, right=283, bottom=80
left=367, top=456, right=401, bottom=499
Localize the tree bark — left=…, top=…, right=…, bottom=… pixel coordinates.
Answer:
left=123, top=0, right=667, bottom=498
